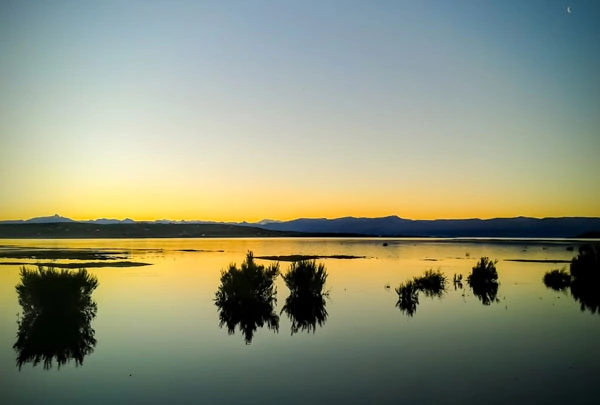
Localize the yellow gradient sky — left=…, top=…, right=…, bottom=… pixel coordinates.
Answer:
left=1, top=1, right=599, bottom=222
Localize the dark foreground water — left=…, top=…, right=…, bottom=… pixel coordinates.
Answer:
left=1, top=238, right=599, bottom=405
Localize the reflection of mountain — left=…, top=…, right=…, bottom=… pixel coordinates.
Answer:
left=281, top=260, right=329, bottom=335
left=14, top=266, right=98, bottom=370
left=214, top=252, right=279, bottom=344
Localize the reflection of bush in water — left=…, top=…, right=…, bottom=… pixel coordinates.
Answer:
left=570, top=245, right=600, bottom=314
left=395, top=279, right=420, bottom=317
left=214, top=251, right=279, bottom=344
left=543, top=268, right=571, bottom=291
left=14, top=266, right=98, bottom=370
left=570, top=278, right=600, bottom=314
left=543, top=245, right=600, bottom=315
left=395, top=269, right=447, bottom=316
left=467, top=258, right=499, bottom=305
left=281, top=260, right=328, bottom=335
left=282, top=294, right=328, bottom=335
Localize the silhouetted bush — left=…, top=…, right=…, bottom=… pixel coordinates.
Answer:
left=282, top=260, right=327, bottom=296
left=566, top=245, right=600, bottom=314
left=467, top=258, right=499, bottom=305
left=14, top=266, right=98, bottom=370
left=415, top=269, right=446, bottom=298
left=468, top=257, right=498, bottom=284
left=570, top=244, right=600, bottom=280
left=214, top=251, right=279, bottom=344
left=543, top=268, right=571, bottom=291
left=281, top=260, right=328, bottom=335
left=541, top=246, right=600, bottom=315
left=395, top=269, right=447, bottom=316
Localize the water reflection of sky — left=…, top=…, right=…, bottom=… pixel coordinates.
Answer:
left=0, top=238, right=599, bottom=404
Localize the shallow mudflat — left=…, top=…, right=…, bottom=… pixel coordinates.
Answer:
left=0, top=248, right=128, bottom=260
left=255, top=254, right=366, bottom=261
left=0, top=261, right=150, bottom=268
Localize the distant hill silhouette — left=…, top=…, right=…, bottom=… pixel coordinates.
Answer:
left=258, top=216, right=600, bottom=238
left=1, top=215, right=599, bottom=238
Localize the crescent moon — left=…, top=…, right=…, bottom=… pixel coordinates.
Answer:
left=567, top=6, right=572, bottom=14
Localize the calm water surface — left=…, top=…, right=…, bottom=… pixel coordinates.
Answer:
left=1, top=238, right=599, bottom=404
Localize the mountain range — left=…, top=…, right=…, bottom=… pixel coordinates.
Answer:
left=1, top=214, right=599, bottom=238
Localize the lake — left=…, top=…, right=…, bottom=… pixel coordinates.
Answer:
left=1, top=238, right=599, bottom=405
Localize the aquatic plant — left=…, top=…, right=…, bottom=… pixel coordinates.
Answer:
left=415, top=269, right=446, bottom=298
left=453, top=273, right=463, bottom=290
left=467, top=258, right=499, bottom=305
left=542, top=268, right=571, bottom=291
left=468, top=257, right=498, bottom=284
left=281, top=260, right=329, bottom=335
left=214, top=251, right=280, bottom=344
left=282, top=260, right=328, bottom=295
left=541, top=246, right=600, bottom=315
left=570, top=244, right=600, bottom=280
left=567, top=245, right=600, bottom=314
left=395, top=269, right=447, bottom=316
left=14, top=266, right=98, bottom=370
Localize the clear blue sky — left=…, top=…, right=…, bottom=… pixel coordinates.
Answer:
left=1, top=0, right=598, bottom=221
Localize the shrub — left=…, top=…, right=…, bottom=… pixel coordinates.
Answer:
left=281, top=260, right=328, bottom=334
left=543, top=268, right=571, bottom=291
left=395, top=269, right=447, bottom=316
left=570, top=244, right=600, bottom=280
left=468, top=257, right=498, bottom=284
left=282, top=260, right=328, bottom=296
left=415, top=269, right=446, bottom=298
left=14, top=266, right=98, bottom=369
left=214, top=251, right=280, bottom=344
left=467, top=258, right=499, bottom=306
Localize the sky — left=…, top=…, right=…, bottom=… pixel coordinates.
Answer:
left=1, top=0, right=599, bottom=222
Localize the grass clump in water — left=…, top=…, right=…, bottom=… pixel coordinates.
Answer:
left=543, top=268, right=571, bottom=291
left=541, top=245, right=600, bottom=314
left=395, top=269, right=447, bottom=316
left=467, top=257, right=499, bottom=305
left=415, top=269, right=447, bottom=298
left=282, top=260, right=328, bottom=295
left=281, top=260, right=329, bottom=335
left=570, top=244, right=600, bottom=280
left=569, top=245, right=600, bottom=314
left=14, top=266, right=98, bottom=370
left=214, top=251, right=280, bottom=344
